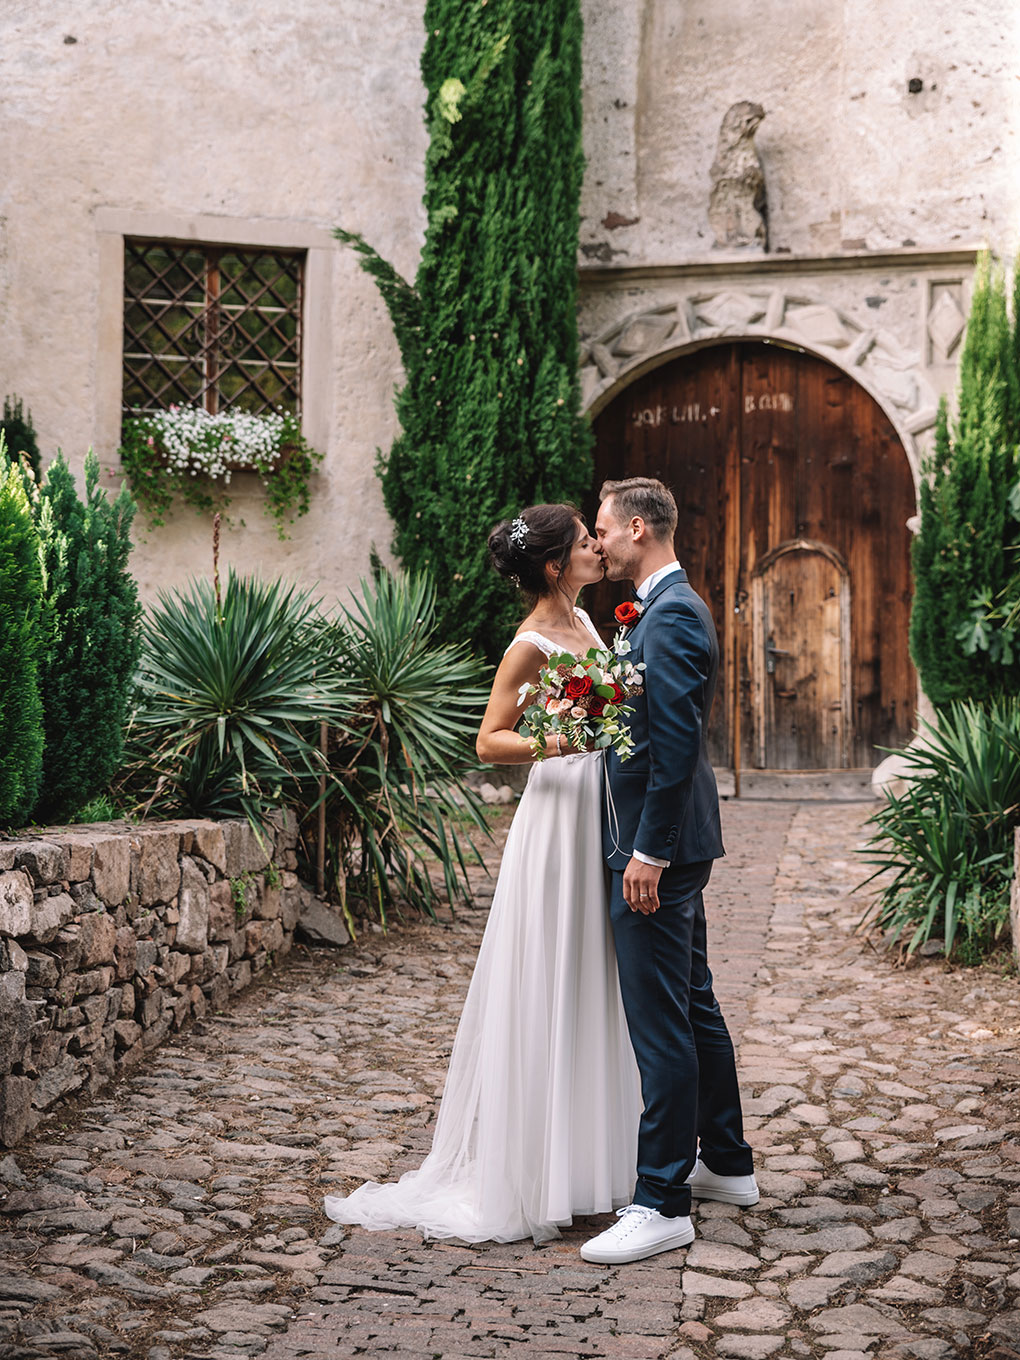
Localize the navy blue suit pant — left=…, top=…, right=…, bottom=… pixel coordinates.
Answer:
left=609, top=860, right=754, bottom=1217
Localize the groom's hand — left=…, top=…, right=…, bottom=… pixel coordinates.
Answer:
left=623, top=857, right=663, bottom=914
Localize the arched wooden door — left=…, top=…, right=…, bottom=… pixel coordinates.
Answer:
left=584, top=341, right=916, bottom=775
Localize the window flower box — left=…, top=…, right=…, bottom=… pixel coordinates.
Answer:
left=118, top=406, right=323, bottom=539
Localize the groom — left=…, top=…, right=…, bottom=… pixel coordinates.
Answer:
left=582, top=476, right=757, bottom=1266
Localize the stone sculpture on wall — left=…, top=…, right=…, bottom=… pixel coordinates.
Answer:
left=708, top=101, right=767, bottom=249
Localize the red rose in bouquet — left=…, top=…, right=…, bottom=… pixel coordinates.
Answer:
left=614, top=601, right=641, bottom=626
left=565, top=674, right=594, bottom=700
left=588, top=696, right=606, bottom=717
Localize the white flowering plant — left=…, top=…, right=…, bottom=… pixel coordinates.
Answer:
left=119, top=406, right=323, bottom=538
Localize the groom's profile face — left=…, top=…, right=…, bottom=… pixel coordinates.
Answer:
left=595, top=497, right=638, bottom=583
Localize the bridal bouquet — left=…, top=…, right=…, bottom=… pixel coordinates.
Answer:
left=517, top=644, right=645, bottom=761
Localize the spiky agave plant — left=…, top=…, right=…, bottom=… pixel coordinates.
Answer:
left=125, top=570, right=348, bottom=830
left=859, top=698, right=1020, bottom=960
left=307, top=568, right=491, bottom=929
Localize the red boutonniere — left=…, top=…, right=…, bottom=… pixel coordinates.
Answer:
left=614, top=600, right=643, bottom=627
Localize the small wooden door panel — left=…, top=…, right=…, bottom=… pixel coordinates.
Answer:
left=752, top=542, right=850, bottom=769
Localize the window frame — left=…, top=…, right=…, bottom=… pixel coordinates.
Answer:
left=95, top=210, right=335, bottom=467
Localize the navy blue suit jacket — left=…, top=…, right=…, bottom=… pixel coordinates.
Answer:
left=602, top=569, right=725, bottom=871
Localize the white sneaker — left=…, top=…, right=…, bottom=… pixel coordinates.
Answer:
left=686, top=1158, right=759, bottom=1206
left=580, top=1204, right=694, bottom=1264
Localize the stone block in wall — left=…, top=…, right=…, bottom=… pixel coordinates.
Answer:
left=0, top=1075, right=33, bottom=1144
left=0, top=972, right=33, bottom=1071
left=163, top=952, right=191, bottom=985
left=139, top=990, right=163, bottom=1028
left=32, top=1056, right=84, bottom=1110
left=189, top=824, right=227, bottom=874
left=1, top=938, right=28, bottom=972
left=135, top=830, right=182, bottom=906
left=56, top=836, right=95, bottom=882
left=68, top=1018, right=104, bottom=1054
left=14, top=843, right=69, bottom=886
left=280, top=887, right=301, bottom=933
left=208, top=881, right=236, bottom=940
left=114, top=1019, right=142, bottom=1049
left=78, top=912, right=117, bottom=966
left=113, top=927, right=136, bottom=980
left=0, top=846, right=15, bottom=872
left=226, top=929, right=247, bottom=964
left=228, top=959, right=252, bottom=993
left=34, top=1031, right=62, bottom=1071
left=73, top=967, right=115, bottom=998
left=24, top=951, right=58, bottom=989
left=263, top=919, right=285, bottom=956
left=176, top=858, right=210, bottom=953
left=81, top=996, right=108, bottom=1026
left=141, top=1015, right=172, bottom=1051
left=29, top=893, right=75, bottom=945
left=134, top=939, right=158, bottom=975
left=118, top=982, right=135, bottom=1016
left=92, top=837, right=131, bottom=906
left=69, top=882, right=103, bottom=915
left=223, top=821, right=271, bottom=877
left=204, top=973, right=229, bottom=1012
left=0, top=871, right=33, bottom=937
left=244, top=919, right=267, bottom=955
left=53, top=925, right=82, bottom=972
left=255, top=880, right=281, bottom=920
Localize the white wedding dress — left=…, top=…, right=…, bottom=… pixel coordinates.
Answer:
left=323, top=608, right=641, bottom=1244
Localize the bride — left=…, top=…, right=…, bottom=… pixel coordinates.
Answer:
left=323, top=503, right=641, bottom=1244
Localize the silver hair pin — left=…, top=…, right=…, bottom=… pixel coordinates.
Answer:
left=510, top=516, right=529, bottom=548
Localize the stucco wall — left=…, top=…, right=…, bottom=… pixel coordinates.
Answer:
left=0, top=0, right=427, bottom=602
left=0, top=1, right=1016, bottom=604
left=580, top=0, right=1019, bottom=265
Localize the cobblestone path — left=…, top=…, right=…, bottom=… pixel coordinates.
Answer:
left=2, top=802, right=1019, bottom=1360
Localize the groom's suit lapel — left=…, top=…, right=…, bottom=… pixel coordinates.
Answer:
left=627, top=568, right=689, bottom=640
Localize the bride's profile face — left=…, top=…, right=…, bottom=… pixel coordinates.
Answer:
left=559, top=521, right=605, bottom=594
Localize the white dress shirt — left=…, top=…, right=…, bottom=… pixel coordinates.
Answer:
left=632, top=561, right=682, bottom=869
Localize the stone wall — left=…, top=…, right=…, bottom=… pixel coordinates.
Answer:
left=0, top=816, right=323, bottom=1148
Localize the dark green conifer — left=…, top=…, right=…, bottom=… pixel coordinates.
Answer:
left=909, top=256, right=1020, bottom=704
left=32, top=452, right=141, bottom=821
left=0, top=397, right=42, bottom=482
left=0, top=442, right=44, bottom=826
left=338, top=0, right=591, bottom=660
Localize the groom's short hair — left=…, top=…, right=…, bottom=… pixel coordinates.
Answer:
left=599, top=477, right=678, bottom=542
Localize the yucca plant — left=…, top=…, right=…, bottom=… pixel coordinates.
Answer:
left=124, top=569, right=349, bottom=829
left=304, top=569, right=491, bottom=930
left=860, top=698, right=1020, bottom=961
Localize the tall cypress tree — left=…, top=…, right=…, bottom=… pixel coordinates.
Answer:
left=0, top=445, right=44, bottom=826
left=338, top=0, right=591, bottom=661
left=909, top=255, right=1020, bottom=704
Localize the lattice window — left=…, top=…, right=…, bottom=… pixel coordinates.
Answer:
left=123, top=240, right=303, bottom=417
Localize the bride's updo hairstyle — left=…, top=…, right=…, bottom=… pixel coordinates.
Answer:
left=488, top=503, right=580, bottom=605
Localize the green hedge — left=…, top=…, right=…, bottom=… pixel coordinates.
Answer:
left=0, top=448, right=44, bottom=825
left=910, top=256, right=1020, bottom=704
left=32, top=452, right=141, bottom=823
